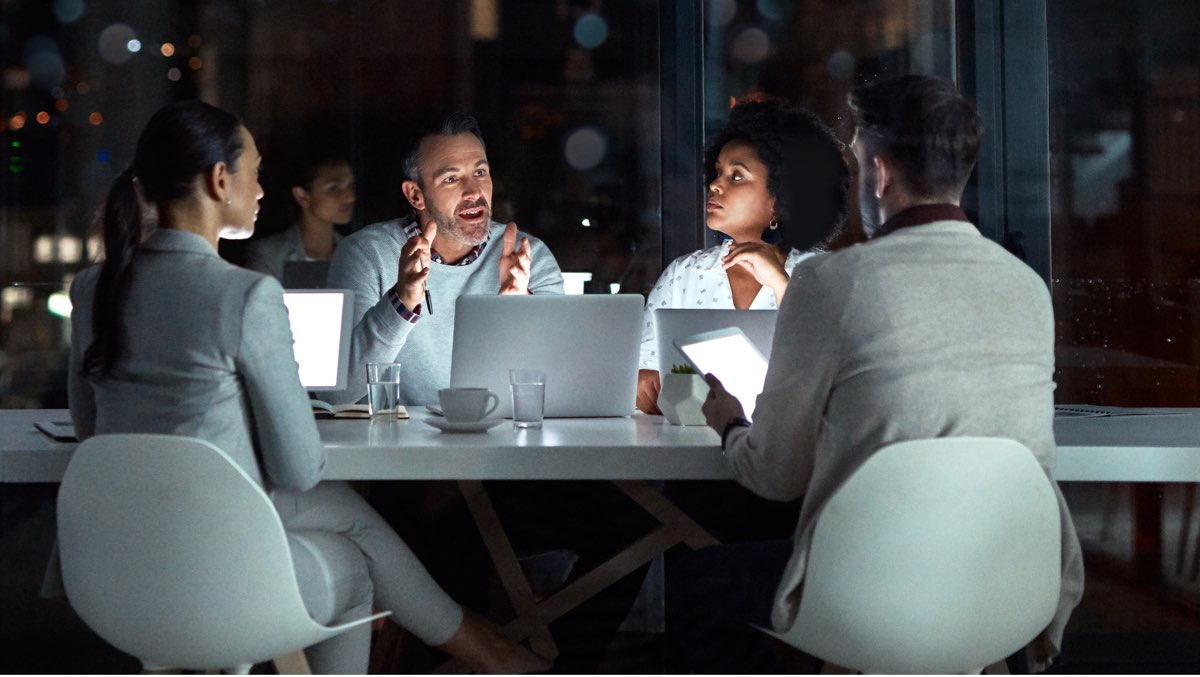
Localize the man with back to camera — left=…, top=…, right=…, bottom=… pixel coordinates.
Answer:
left=326, top=112, right=656, bottom=672
left=670, top=75, right=1084, bottom=672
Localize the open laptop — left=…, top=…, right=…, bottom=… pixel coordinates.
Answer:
left=282, top=289, right=354, bottom=391
left=451, top=294, right=644, bottom=417
left=33, top=290, right=355, bottom=441
left=653, top=308, right=777, bottom=378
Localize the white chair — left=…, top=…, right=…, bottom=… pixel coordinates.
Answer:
left=764, top=437, right=1062, bottom=674
left=57, top=434, right=387, bottom=674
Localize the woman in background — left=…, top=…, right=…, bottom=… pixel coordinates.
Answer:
left=243, top=150, right=355, bottom=282
left=67, top=100, right=547, bottom=675
left=636, top=99, right=851, bottom=413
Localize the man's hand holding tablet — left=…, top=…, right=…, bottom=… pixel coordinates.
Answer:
left=674, top=327, right=768, bottom=429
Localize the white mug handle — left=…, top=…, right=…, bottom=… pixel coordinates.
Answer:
left=483, top=392, right=499, bottom=418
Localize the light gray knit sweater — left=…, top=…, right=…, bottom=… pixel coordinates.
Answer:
left=324, top=217, right=564, bottom=405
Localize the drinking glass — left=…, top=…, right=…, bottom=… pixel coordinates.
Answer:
left=366, top=362, right=403, bottom=418
left=509, top=369, right=545, bottom=429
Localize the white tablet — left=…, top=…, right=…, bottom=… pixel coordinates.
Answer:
left=675, top=327, right=769, bottom=420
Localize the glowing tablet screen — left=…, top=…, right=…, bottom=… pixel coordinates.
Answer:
left=675, top=327, right=769, bottom=420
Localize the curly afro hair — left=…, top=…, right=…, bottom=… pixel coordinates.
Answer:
left=704, top=99, right=851, bottom=251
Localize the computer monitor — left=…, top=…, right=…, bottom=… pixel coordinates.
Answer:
left=281, top=289, right=354, bottom=392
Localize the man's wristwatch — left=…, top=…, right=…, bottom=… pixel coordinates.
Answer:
left=721, top=416, right=752, bottom=450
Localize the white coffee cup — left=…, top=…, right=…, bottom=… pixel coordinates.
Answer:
left=438, top=387, right=500, bottom=423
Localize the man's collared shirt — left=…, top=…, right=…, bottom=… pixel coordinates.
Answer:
left=388, top=217, right=490, bottom=321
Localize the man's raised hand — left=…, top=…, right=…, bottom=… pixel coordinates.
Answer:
left=394, top=221, right=436, bottom=312
left=498, top=221, right=533, bottom=295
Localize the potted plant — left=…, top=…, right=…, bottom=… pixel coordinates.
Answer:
left=657, top=364, right=709, bottom=426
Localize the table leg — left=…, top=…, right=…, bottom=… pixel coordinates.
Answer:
left=612, top=480, right=720, bottom=549
left=457, top=480, right=560, bottom=659
left=1134, top=482, right=1164, bottom=582
left=456, top=478, right=721, bottom=650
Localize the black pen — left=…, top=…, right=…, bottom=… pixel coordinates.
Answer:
left=424, top=287, right=433, bottom=315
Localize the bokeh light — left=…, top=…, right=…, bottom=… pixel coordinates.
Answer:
left=35, top=111, right=50, bottom=125
left=756, top=0, right=788, bottom=22
left=54, top=98, right=69, bottom=111
left=10, top=113, right=28, bottom=130
left=564, top=126, right=608, bottom=171
left=98, top=24, right=137, bottom=64
left=23, top=36, right=66, bottom=90
left=188, top=34, right=202, bottom=48
left=707, top=0, right=736, bottom=27
left=167, top=67, right=182, bottom=81
left=88, top=112, right=103, bottom=126
left=827, top=49, right=856, bottom=80
left=52, top=0, right=86, bottom=23
left=731, top=27, right=770, bottom=64
left=573, top=13, right=609, bottom=49
left=161, top=42, right=175, bottom=57
left=126, top=38, right=142, bottom=53
left=188, top=56, right=203, bottom=70
left=76, top=82, right=91, bottom=94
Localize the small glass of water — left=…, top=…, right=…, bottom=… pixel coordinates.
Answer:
left=509, top=369, right=545, bottom=428
left=366, top=362, right=403, bottom=418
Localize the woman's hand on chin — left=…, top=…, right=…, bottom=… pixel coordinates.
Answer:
left=722, top=242, right=790, bottom=301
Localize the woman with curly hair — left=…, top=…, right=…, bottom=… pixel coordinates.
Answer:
left=636, top=99, right=850, bottom=414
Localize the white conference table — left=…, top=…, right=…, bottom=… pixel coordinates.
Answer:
left=6, top=405, right=1200, bottom=656
left=6, top=406, right=1200, bottom=484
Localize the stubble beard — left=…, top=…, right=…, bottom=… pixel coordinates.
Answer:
left=426, top=199, right=492, bottom=247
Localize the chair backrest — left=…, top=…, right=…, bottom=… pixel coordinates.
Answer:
left=57, top=434, right=336, bottom=669
left=784, top=437, right=1062, bottom=674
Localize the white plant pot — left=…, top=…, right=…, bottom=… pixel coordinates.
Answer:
left=657, top=373, right=709, bottom=426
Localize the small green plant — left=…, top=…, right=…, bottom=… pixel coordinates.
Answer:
left=669, top=364, right=696, bottom=374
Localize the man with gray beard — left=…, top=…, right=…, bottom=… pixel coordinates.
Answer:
left=328, top=112, right=654, bottom=673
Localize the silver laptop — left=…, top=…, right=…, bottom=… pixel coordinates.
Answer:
left=451, top=294, right=644, bottom=417
left=282, top=289, right=355, bottom=392
left=653, top=308, right=777, bottom=378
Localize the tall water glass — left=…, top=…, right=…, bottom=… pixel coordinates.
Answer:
left=366, top=362, right=403, bottom=418
left=509, top=369, right=545, bottom=429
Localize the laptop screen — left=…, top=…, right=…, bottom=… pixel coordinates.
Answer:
left=450, top=294, right=644, bottom=417
left=282, top=289, right=354, bottom=392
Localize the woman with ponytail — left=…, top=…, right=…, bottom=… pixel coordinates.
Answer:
left=65, top=101, right=549, bottom=674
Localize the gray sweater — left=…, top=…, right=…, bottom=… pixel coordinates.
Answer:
left=325, top=217, right=564, bottom=405
left=724, top=220, right=1083, bottom=669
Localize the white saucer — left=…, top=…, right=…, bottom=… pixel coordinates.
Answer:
left=421, top=416, right=505, bottom=433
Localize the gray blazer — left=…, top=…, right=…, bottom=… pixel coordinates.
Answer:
left=723, top=220, right=1084, bottom=670
left=69, top=229, right=325, bottom=492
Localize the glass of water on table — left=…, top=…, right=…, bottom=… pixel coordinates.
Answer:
left=509, top=369, right=545, bottom=429
left=366, top=362, right=403, bottom=418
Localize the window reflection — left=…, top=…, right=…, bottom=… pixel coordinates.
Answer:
left=1049, top=0, right=1200, bottom=406
left=703, top=0, right=955, bottom=247
left=1, top=0, right=662, bottom=406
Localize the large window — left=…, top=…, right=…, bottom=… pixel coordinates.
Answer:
left=1048, top=0, right=1200, bottom=407
left=0, top=0, right=662, bottom=406
left=702, top=0, right=956, bottom=247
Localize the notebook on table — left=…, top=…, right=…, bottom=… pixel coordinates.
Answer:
left=451, top=294, right=644, bottom=418
left=653, top=308, right=777, bottom=378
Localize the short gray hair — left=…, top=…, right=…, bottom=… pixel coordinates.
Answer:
left=402, top=112, right=486, bottom=187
